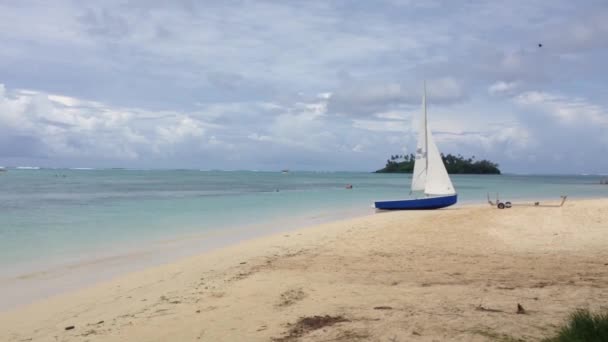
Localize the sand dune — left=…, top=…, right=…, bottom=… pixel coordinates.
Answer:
left=1, top=199, right=607, bottom=341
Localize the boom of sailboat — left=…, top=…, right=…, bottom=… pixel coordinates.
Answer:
left=374, top=83, right=457, bottom=210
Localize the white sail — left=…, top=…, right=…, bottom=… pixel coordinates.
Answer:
left=424, top=125, right=455, bottom=195
left=410, top=81, right=455, bottom=196
left=411, top=87, right=427, bottom=191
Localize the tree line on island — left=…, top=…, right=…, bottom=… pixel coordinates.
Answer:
left=376, top=154, right=501, bottom=174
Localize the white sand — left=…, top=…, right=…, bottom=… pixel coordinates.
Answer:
left=1, top=198, right=607, bottom=341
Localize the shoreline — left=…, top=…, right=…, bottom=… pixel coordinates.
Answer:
left=0, top=195, right=594, bottom=312
left=2, top=197, right=607, bottom=341
left=0, top=204, right=377, bottom=311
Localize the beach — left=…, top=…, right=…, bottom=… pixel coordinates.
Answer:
left=1, top=198, right=607, bottom=341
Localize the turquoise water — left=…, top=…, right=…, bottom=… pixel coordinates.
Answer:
left=0, top=169, right=607, bottom=274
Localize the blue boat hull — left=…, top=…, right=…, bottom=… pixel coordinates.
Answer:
left=374, top=194, right=457, bottom=210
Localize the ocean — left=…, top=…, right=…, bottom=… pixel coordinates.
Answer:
left=0, top=169, right=606, bottom=308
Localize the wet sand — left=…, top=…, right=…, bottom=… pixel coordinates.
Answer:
left=1, top=198, right=607, bottom=341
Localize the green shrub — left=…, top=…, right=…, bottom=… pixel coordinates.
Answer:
left=375, top=153, right=500, bottom=174
left=543, top=309, right=608, bottom=342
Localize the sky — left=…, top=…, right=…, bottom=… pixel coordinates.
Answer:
left=1, top=0, right=607, bottom=173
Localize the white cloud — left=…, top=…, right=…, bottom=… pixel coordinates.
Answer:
left=47, top=94, right=94, bottom=107
left=352, top=119, right=409, bottom=132
left=247, top=133, right=273, bottom=142
left=488, top=81, right=519, bottom=95
left=544, top=11, right=608, bottom=52
left=427, top=77, right=466, bottom=102
left=317, top=92, right=332, bottom=100
left=156, top=117, right=205, bottom=146
left=433, top=123, right=533, bottom=159
left=374, top=110, right=408, bottom=120
left=514, top=91, right=608, bottom=126
left=0, top=84, right=211, bottom=160
left=328, top=77, right=466, bottom=117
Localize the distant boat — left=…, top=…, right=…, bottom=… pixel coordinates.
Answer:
left=281, top=169, right=289, bottom=174
left=375, top=83, right=457, bottom=210
left=0, top=167, right=6, bottom=172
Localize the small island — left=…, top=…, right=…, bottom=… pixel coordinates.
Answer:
left=376, top=154, right=501, bottom=174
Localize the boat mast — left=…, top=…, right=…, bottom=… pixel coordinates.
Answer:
left=424, top=81, right=428, bottom=173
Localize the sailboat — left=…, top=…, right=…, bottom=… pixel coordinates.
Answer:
left=374, top=83, right=457, bottom=210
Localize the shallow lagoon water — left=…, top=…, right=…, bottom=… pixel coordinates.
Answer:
left=0, top=169, right=606, bottom=309
left=1, top=169, right=607, bottom=272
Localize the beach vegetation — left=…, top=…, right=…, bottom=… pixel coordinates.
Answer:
left=542, top=309, right=608, bottom=342
left=376, top=154, right=501, bottom=174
